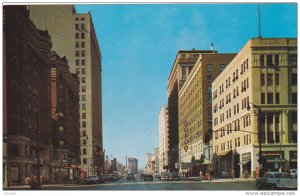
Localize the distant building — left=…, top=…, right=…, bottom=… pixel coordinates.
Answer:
left=4, top=5, right=52, bottom=185
left=167, top=49, right=217, bottom=172
left=127, top=158, right=138, bottom=174
left=29, top=5, right=104, bottom=177
left=178, top=52, right=236, bottom=176
left=159, top=105, right=169, bottom=173
left=212, top=38, right=297, bottom=178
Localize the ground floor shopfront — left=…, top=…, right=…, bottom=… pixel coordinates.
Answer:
left=212, top=145, right=297, bottom=178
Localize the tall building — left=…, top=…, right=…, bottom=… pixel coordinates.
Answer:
left=167, top=49, right=217, bottom=172
left=127, top=158, right=138, bottom=175
left=159, top=105, right=169, bottom=173
left=29, top=5, right=104, bottom=176
left=50, top=52, right=80, bottom=181
left=4, top=5, right=53, bottom=185
left=212, top=38, right=297, bottom=178
left=178, top=53, right=236, bottom=176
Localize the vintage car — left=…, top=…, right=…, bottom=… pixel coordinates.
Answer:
left=256, top=172, right=297, bottom=190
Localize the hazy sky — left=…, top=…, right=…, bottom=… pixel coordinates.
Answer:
left=75, top=3, right=297, bottom=168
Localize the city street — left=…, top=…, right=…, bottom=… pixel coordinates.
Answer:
left=5, top=178, right=256, bottom=191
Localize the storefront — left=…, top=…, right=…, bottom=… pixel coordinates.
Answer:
left=289, top=151, right=297, bottom=169
left=239, top=152, right=251, bottom=178
left=261, top=151, right=284, bottom=172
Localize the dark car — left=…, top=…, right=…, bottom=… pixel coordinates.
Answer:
left=85, top=176, right=99, bottom=184
left=127, top=174, right=135, bottom=181
left=161, top=172, right=172, bottom=181
left=170, top=172, right=181, bottom=181
left=143, top=174, right=153, bottom=181
left=96, top=175, right=105, bottom=183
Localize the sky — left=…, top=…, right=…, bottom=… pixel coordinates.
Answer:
left=75, top=3, right=297, bottom=168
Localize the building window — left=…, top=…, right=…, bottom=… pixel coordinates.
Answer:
left=81, top=17, right=85, bottom=21
left=75, top=41, right=79, bottom=48
left=82, top=121, right=86, bottom=128
left=289, top=55, right=297, bottom=66
left=76, top=68, right=80, bottom=75
left=291, top=73, right=297, bottom=85
left=75, top=33, right=79, bottom=39
left=82, top=77, right=86, bottom=83
left=275, top=55, right=279, bottom=65
left=82, top=95, right=86, bottom=101
left=81, top=24, right=85, bottom=29
left=82, top=104, right=86, bottom=110
left=81, top=42, right=85, bottom=48
left=76, top=50, right=80, bottom=57
left=82, top=68, right=86, bottom=75
left=76, top=59, right=80, bottom=66
left=83, top=140, right=86, bottom=145
left=82, top=59, right=85, bottom=66
left=81, top=50, right=85, bottom=57
left=208, top=87, right=212, bottom=94
left=81, top=33, right=85, bottom=39
left=82, top=131, right=86, bottom=136
left=267, top=93, right=273, bottom=104
left=275, top=93, right=280, bottom=104
left=207, top=76, right=212, bottom=83
left=82, top=113, right=86, bottom=119
left=275, top=74, right=279, bottom=85
left=292, top=93, right=297, bottom=104
left=261, top=93, right=266, bottom=104
left=261, top=74, right=265, bottom=85
left=260, top=55, right=265, bottom=66
left=220, top=64, right=225, bottom=72
left=267, top=55, right=273, bottom=65
left=207, top=64, right=212, bottom=72
left=75, top=23, right=79, bottom=30
left=83, top=158, right=87, bottom=164
left=267, top=74, right=273, bottom=86
left=82, top=86, right=86, bottom=93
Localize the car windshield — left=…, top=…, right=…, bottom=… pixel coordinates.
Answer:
left=274, top=173, right=293, bottom=179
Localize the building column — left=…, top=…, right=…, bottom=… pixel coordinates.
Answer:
left=3, top=163, right=8, bottom=188
left=282, top=111, right=289, bottom=143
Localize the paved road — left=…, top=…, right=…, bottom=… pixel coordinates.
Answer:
left=36, top=178, right=256, bottom=190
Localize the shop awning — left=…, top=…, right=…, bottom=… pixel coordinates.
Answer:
left=238, top=160, right=250, bottom=165
left=217, top=150, right=232, bottom=157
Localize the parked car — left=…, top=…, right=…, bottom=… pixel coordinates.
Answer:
left=170, top=172, right=181, bottom=181
left=96, top=175, right=105, bottom=183
left=143, top=174, right=154, bottom=181
left=127, top=174, right=135, bottom=181
left=153, top=173, right=161, bottom=180
left=256, top=172, right=297, bottom=190
left=290, top=169, right=297, bottom=178
left=161, top=172, right=172, bottom=181
left=85, top=176, right=99, bottom=184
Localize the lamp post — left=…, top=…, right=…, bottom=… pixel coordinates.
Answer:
left=247, top=102, right=263, bottom=177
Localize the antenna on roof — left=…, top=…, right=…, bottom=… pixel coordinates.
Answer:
left=258, top=4, right=262, bottom=39
left=210, top=43, right=214, bottom=51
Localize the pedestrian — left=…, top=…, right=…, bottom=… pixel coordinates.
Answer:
left=25, top=176, right=31, bottom=185
left=209, top=170, right=214, bottom=181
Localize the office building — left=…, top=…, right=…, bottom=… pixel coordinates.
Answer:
left=50, top=52, right=80, bottom=181
left=4, top=5, right=53, bottom=185
left=29, top=5, right=104, bottom=176
left=178, top=53, right=236, bottom=176
left=212, top=38, right=297, bottom=178
left=167, top=49, right=217, bottom=172
left=159, top=105, right=169, bottom=173
left=127, top=158, right=138, bottom=175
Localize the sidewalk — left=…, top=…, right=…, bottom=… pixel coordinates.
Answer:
left=182, top=176, right=256, bottom=182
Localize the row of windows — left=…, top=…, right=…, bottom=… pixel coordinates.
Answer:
left=75, top=23, right=85, bottom=30
left=75, top=17, right=85, bottom=21
left=76, top=68, right=86, bottom=75
left=207, top=64, right=226, bottom=73
left=75, top=41, right=85, bottom=48
left=76, top=50, right=85, bottom=57
left=215, top=137, right=244, bottom=153
left=76, top=59, right=86, bottom=66
left=214, top=77, right=249, bottom=100
left=261, top=73, right=279, bottom=86
left=75, top=33, right=85, bottom=39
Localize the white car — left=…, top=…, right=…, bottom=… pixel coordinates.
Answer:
left=256, top=172, right=297, bottom=190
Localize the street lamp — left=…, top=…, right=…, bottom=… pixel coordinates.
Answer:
left=247, top=102, right=263, bottom=177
